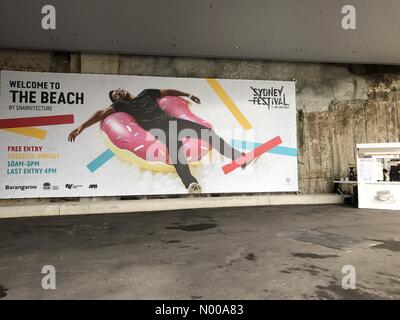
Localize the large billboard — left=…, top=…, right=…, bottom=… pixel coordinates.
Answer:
left=0, top=70, right=297, bottom=198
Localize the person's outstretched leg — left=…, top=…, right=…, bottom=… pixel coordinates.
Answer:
left=207, top=129, right=242, bottom=160
left=171, top=140, right=200, bottom=191
left=175, top=119, right=242, bottom=160
left=150, top=120, right=200, bottom=192
left=165, top=124, right=201, bottom=192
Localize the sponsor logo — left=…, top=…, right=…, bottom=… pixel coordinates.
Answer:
left=43, top=182, right=51, bottom=190
left=5, top=185, right=37, bottom=191
left=44, top=182, right=59, bottom=191
left=249, top=86, right=289, bottom=109
left=88, top=184, right=98, bottom=189
left=65, top=184, right=83, bottom=190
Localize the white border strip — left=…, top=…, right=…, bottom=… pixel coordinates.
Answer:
left=0, top=194, right=343, bottom=219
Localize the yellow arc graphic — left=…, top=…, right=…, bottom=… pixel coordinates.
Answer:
left=206, top=78, right=252, bottom=130
left=2, top=127, right=47, bottom=140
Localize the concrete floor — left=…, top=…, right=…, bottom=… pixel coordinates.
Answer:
left=0, top=204, right=400, bottom=300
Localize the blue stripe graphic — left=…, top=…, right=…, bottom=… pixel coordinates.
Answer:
left=87, top=149, right=115, bottom=172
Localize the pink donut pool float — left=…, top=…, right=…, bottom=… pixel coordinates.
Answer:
left=100, top=96, right=213, bottom=168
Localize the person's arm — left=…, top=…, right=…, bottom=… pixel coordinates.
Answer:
left=160, top=89, right=201, bottom=104
left=68, top=106, right=116, bottom=142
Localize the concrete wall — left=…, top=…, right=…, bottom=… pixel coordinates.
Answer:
left=1, top=49, right=400, bottom=194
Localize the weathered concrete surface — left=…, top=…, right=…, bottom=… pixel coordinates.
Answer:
left=81, top=53, right=119, bottom=74
left=1, top=49, right=400, bottom=195
left=1, top=204, right=400, bottom=299
left=299, top=90, right=400, bottom=193
left=0, top=49, right=71, bottom=73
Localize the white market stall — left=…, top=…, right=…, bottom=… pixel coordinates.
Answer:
left=357, top=143, right=400, bottom=210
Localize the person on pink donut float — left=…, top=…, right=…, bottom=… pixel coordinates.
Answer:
left=68, top=88, right=245, bottom=193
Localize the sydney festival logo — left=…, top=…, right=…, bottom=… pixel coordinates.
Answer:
left=249, top=86, right=289, bottom=110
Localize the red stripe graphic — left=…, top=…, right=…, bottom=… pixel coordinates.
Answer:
left=222, top=136, right=282, bottom=175
left=0, top=114, right=74, bottom=129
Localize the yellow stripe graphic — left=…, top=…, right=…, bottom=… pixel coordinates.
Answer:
left=206, top=78, right=252, bottom=130
left=2, top=127, right=47, bottom=140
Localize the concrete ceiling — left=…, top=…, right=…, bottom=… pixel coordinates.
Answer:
left=1, top=0, right=400, bottom=64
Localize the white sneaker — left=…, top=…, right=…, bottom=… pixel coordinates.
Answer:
left=188, top=182, right=202, bottom=194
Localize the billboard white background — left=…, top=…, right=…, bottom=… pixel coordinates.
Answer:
left=0, top=70, right=298, bottom=198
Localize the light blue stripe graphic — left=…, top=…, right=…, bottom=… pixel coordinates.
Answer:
left=268, top=146, right=297, bottom=157
left=87, top=149, right=115, bottom=172
left=230, top=139, right=297, bottom=157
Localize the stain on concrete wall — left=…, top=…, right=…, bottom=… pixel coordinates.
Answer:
left=1, top=49, right=399, bottom=194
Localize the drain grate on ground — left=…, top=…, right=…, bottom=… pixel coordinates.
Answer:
left=289, top=229, right=382, bottom=251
